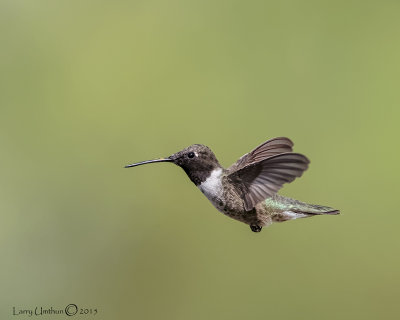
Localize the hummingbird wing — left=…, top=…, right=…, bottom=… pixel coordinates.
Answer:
left=227, top=137, right=293, bottom=172
left=227, top=153, right=309, bottom=211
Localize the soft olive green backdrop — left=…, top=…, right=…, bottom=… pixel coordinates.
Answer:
left=1, top=1, right=399, bottom=319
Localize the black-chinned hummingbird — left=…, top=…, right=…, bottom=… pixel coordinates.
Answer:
left=125, top=137, right=339, bottom=232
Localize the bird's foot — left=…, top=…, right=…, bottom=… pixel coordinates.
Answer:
left=250, top=225, right=262, bottom=233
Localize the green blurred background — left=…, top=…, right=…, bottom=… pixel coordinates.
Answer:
left=1, top=1, right=399, bottom=319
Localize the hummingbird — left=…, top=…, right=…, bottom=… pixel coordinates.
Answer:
left=125, top=137, right=339, bottom=232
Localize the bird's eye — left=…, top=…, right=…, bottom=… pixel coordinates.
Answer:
left=187, top=152, right=195, bottom=158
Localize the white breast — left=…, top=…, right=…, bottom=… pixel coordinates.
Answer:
left=198, top=168, right=223, bottom=203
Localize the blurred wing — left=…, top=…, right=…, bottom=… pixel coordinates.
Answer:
left=228, top=153, right=310, bottom=211
left=227, top=137, right=294, bottom=173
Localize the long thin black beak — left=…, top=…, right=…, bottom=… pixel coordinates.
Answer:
left=124, top=158, right=173, bottom=168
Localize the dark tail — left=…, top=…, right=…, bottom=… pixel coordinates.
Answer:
left=268, top=195, right=339, bottom=222
left=297, top=203, right=340, bottom=215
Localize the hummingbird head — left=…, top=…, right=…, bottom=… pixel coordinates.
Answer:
left=125, top=144, right=222, bottom=185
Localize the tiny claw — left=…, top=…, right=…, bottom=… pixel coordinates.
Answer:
left=250, top=225, right=262, bottom=233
